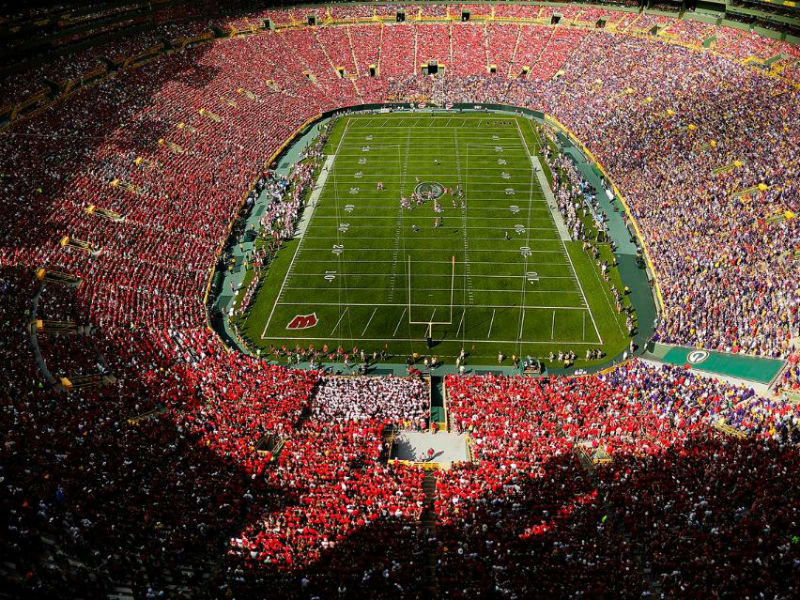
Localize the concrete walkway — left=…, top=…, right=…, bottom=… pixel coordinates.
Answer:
left=391, top=430, right=470, bottom=466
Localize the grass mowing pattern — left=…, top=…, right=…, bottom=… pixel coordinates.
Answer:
left=243, top=113, right=630, bottom=364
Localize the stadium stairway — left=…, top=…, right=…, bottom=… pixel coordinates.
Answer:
left=420, top=472, right=440, bottom=597
left=429, top=376, right=446, bottom=426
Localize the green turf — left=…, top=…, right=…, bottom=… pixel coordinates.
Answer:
left=241, top=112, right=631, bottom=364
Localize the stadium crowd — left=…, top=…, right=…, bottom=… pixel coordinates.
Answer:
left=312, top=375, right=429, bottom=425
left=0, top=6, right=799, bottom=598
left=437, top=362, right=800, bottom=596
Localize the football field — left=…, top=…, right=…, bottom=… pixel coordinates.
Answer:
left=246, top=112, right=629, bottom=362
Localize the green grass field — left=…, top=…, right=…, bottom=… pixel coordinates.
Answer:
left=241, top=112, right=631, bottom=364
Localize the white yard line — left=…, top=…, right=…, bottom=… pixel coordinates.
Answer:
left=455, top=309, right=465, bottom=336
left=286, top=285, right=583, bottom=295
left=289, top=272, right=577, bottom=279
left=292, top=259, right=575, bottom=266
left=344, top=128, right=520, bottom=132
left=277, top=301, right=593, bottom=310
left=310, top=221, right=558, bottom=232
left=392, top=307, right=408, bottom=336
left=300, top=247, right=567, bottom=254
left=323, top=181, right=545, bottom=187
left=361, top=307, right=378, bottom=336
left=263, top=334, right=602, bottom=345
left=327, top=167, right=533, bottom=174
left=514, top=119, right=537, bottom=347
left=487, top=309, right=496, bottom=339
left=561, top=246, right=602, bottom=343
left=303, top=236, right=564, bottom=243
left=330, top=307, right=350, bottom=335
left=455, top=125, right=478, bottom=306
left=311, top=214, right=552, bottom=220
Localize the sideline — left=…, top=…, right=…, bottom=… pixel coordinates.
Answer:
left=261, top=152, right=337, bottom=338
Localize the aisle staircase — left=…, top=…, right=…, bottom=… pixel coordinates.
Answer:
left=413, top=24, right=419, bottom=72
left=508, top=25, right=523, bottom=77
left=430, top=375, right=447, bottom=426
left=419, top=472, right=440, bottom=597
left=346, top=27, right=360, bottom=77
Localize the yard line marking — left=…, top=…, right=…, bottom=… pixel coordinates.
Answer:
left=312, top=215, right=552, bottom=221
left=519, top=308, right=526, bottom=340
left=392, top=307, right=407, bottom=337
left=341, top=128, right=521, bottom=133
left=293, top=259, right=576, bottom=267
left=361, top=307, right=378, bottom=336
left=487, top=309, right=496, bottom=339
left=278, top=301, right=593, bottom=310
left=455, top=309, right=465, bottom=336
left=551, top=310, right=556, bottom=340
left=323, top=181, right=546, bottom=188
left=330, top=307, right=350, bottom=335
left=561, top=238, right=602, bottom=343
left=315, top=205, right=552, bottom=212
left=514, top=118, right=534, bottom=158
left=262, top=335, right=604, bottom=346
left=309, top=222, right=560, bottom=233
left=303, top=236, right=563, bottom=243
left=300, top=247, right=565, bottom=254
left=525, top=116, right=545, bottom=155
left=289, top=273, right=576, bottom=280
left=285, top=285, right=583, bottom=295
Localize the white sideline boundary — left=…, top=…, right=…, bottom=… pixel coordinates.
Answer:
left=516, top=120, right=604, bottom=345
left=261, top=119, right=349, bottom=339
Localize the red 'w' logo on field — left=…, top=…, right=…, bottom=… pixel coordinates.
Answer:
left=286, top=313, right=318, bottom=330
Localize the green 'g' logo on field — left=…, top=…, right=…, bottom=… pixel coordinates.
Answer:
left=415, top=181, right=445, bottom=199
